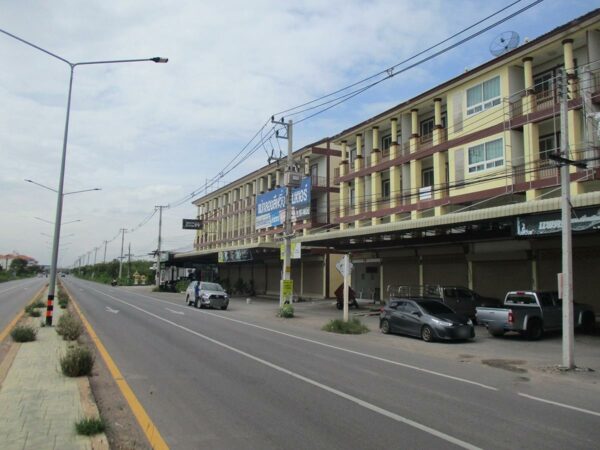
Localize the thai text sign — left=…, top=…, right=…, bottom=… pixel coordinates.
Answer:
left=255, top=177, right=311, bottom=229
left=516, top=207, right=600, bottom=236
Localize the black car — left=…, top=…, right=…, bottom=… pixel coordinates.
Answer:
left=380, top=299, right=474, bottom=342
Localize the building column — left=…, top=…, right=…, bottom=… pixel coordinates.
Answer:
left=354, top=133, right=364, bottom=228
left=339, top=140, right=348, bottom=230
left=371, top=126, right=381, bottom=226
left=410, top=109, right=419, bottom=153
left=522, top=57, right=535, bottom=114
left=433, top=99, right=444, bottom=145
left=433, top=151, right=448, bottom=216
left=389, top=118, right=401, bottom=223
left=304, top=156, right=310, bottom=177
left=267, top=173, right=273, bottom=190
left=410, top=158, right=422, bottom=220
left=275, top=170, right=281, bottom=188
left=524, top=122, right=541, bottom=200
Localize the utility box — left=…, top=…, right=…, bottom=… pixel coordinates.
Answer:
left=284, top=171, right=302, bottom=187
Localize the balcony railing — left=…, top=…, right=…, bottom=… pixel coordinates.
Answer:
left=311, top=175, right=328, bottom=187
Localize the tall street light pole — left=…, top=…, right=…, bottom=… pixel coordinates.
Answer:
left=155, top=205, right=167, bottom=288
left=1, top=28, right=168, bottom=325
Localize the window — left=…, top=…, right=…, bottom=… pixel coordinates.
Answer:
left=420, top=115, right=446, bottom=138
left=468, top=138, right=504, bottom=173
left=421, top=167, right=434, bottom=187
left=539, top=133, right=560, bottom=160
left=310, top=164, right=319, bottom=186
left=382, top=179, right=390, bottom=199
left=533, top=70, right=554, bottom=99
left=381, top=135, right=392, bottom=157
left=349, top=147, right=357, bottom=166
left=350, top=188, right=355, bottom=207
left=467, top=76, right=501, bottom=116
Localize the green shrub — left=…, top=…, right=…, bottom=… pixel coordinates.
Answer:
left=75, top=417, right=106, bottom=436
left=175, top=279, right=189, bottom=293
left=11, top=325, right=37, bottom=342
left=33, top=300, right=46, bottom=308
left=55, top=313, right=83, bottom=341
left=60, top=345, right=94, bottom=377
left=322, top=318, right=369, bottom=334
left=24, top=303, right=42, bottom=317
left=278, top=303, right=294, bottom=318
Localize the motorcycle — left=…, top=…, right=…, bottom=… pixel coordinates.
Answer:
left=334, top=284, right=359, bottom=310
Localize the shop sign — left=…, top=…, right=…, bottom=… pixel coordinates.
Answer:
left=182, top=219, right=203, bottom=230
left=516, top=207, right=600, bottom=236
left=218, top=249, right=253, bottom=263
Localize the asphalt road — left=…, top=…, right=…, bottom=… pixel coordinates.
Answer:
left=0, top=278, right=46, bottom=332
left=64, top=277, right=600, bottom=450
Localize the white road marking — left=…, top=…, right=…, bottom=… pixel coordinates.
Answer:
left=118, top=288, right=498, bottom=391
left=518, top=393, right=600, bottom=417
left=165, top=308, right=184, bottom=315
left=0, top=282, right=33, bottom=296
left=105, top=306, right=120, bottom=314
left=85, top=286, right=481, bottom=450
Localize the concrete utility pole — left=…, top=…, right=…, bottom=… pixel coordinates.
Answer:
left=155, top=205, right=167, bottom=288
left=118, top=228, right=127, bottom=280
left=559, top=69, right=574, bottom=369
left=103, top=240, right=108, bottom=264
left=272, top=118, right=297, bottom=307
left=93, top=246, right=98, bottom=266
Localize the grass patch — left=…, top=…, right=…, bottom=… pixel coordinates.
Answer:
left=55, top=312, right=83, bottom=341
left=278, top=303, right=294, bottom=318
left=75, top=417, right=106, bottom=436
left=60, top=345, right=94, bottom=377
left=32, top=300, right=46, bottom=308
left=322, top=318, right=369, bottom=334
left=11, top=325, right=37, bottom=342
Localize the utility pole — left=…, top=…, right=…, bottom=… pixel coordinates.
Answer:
left=118, top=228, right=126, bottom=280
left=272, top=117, right=296, bottom=307
left=155, top=205, right=167, bottom=288
left=559, top=69, right=574, bottom=369
left=127, top=242, right=132, bottom=283
left=93, top=246, right=98, bottom=266
left=103, top=240, right=108, bottom=264
left=86, top=251, right=91, bottom=266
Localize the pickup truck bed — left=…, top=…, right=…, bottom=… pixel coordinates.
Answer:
left=476, top=291, right=595, bottom=340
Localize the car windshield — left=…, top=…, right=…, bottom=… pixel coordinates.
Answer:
left=201, top=282, right=224, bottom=292
left=418, top=301, right=454, bottom=315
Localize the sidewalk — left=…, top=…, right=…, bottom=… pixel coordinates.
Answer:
left=0, top=300, right=107, bottom=450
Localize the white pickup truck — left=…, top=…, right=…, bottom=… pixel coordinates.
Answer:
left=476, top=291, right=595, bottom=340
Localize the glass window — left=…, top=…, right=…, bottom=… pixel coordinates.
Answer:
left=422, top=168, right=434, bottom=187
left=539, top=133, right=559, bottom=160
left=468, top=138, right=504, bottom=173
left=381, top=135, right=392, bottom=151
left=419, top=301, right=454, bottom=314
left=467, top=76, right=501, bottom=116
left=382, top=179, right=390, bottom=199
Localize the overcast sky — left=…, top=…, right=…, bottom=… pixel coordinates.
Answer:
left=0, top=0, right=595, bottom=266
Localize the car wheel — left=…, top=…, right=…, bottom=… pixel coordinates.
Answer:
left=421, top=325, right=434, bottom=342
left=221, top=305, right=228, bottom=310
left=526, top=319, right=543, bottom=341
left=488, top=328, right=505, bottom=338
left=380, top=319, right=390, bottom=334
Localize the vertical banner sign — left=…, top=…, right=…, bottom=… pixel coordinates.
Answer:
left=255, top=177, right=311, bottom=230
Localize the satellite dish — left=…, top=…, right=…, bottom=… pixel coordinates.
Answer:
left=489, top=31, right=520, bottom=57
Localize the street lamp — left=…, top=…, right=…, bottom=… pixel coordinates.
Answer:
left=2, top=28, right=168, bottom=325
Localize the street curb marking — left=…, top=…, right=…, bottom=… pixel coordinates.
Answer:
left=0, top=283, right=47, bottom=343
left=63, top=282, right=169, bottom=450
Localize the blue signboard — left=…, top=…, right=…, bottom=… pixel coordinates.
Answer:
left=255, top=177, right=311, bottom=229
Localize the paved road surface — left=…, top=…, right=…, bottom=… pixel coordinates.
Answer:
left=0, top=278, right=46, bottom=332
left=65, top=277, right=600, bottom=450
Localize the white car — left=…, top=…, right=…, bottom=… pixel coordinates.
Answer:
left=185, top=281, right=229, bottom=310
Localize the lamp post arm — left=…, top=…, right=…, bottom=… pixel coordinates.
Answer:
left=0, top=28, right=72, bottom=65
left=25, top=179, right=57, bottom=192
left=63, top=188, right=101, bottom=196
left=74, top=57, right=168, bottom=67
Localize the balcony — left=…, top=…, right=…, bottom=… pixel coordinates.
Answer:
left=310, top=175, right=328, bottom=188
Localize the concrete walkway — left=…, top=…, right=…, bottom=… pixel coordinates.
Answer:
left=0, top=302, right=103, bottom=450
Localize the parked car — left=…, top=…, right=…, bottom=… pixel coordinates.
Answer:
left=476, top=290, right=596, bottom=340
left=387, top=285, right=500, bottom=321
left=185, top=281, right=229, bottom=310
left=380, top=299, right=475, bottom=342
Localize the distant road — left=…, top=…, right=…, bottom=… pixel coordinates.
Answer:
left=65, top=277, right=600, bottom=450
left=0, top=278, right=46, bottom=332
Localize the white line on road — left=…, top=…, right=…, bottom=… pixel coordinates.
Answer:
left=118, top=288, right=498, bottom=391
left=518, top=393, right=600, bottom=417
left=0, top=282, right=33, bottom=296
left=85, top=286, right=481, bottom=450
left=165, top=308, right=184, bottom=315
left=105, top=306, right=120, bottom=314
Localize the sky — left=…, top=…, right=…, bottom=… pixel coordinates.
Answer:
left=0, top=0, right=596, bottom=267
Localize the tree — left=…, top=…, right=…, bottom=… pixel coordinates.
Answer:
left=9, top=258, right=28, bottom=276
